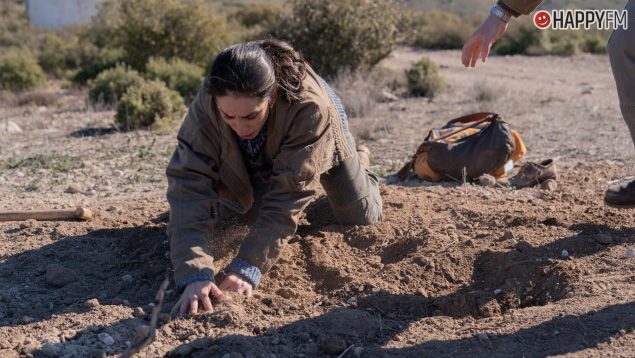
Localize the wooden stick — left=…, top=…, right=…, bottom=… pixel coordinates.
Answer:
left=0, top=207, right=93, bottom=222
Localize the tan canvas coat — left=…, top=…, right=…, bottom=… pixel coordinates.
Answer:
left=166, top=68, right=354, bottom=285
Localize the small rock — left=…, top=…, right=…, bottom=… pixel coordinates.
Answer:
left=98, top=333, right=115, bottom=346
left=46, top=264, right=78, bottom=288
left=416, top=288, right=427, bottom=297
left=319, top=335, right=348, bottom=355
left=477, top=332, right=490, bottom=343
left=85, top=189, right=97, bottom=196
left=625, top=247, right=634, bottom=259
left=378, top=89, right=399, bottom=103
left=122, top=274, right=133, bottom=282
left=276, top=288, right=298, bottom=299
left=134, top=325, right=151, bottom=343
left=84, top=298, right=100, bottom=308
left=172, top=344, right=194, bottom=357
left=561, top=249, right=569, bottom=258
left=40, top=342, right=62, bottom=357
left=501, top=229, right=515, bottom=241
left=353, top=346, right=364, bottom=357
left=133, top=307, right=145, bottom=318
left=540, top=179, right=558, bottom=191
left=22, top=315, right=35, bottom=323
left=65, top=184, right=82, bottom=194
left=594, top=233, right=613, bottom=245
left=158, top=313, right=171, bottom=323
left=493, top=289, right=502, bottom=295
left=478, top=174, right=497, bottom=188
left=112, top=170, right=124, bottom=177
left=1, top=120, right=22, bottom=133
left=190, top=337, right=214, bottom=350
left=106, top=206, right=118, bottom=212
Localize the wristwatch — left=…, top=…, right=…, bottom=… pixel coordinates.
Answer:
left=490, top=5, right=512, bottom=23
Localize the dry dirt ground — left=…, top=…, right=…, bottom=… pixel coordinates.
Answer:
left=0, top=48, right=634, bottom=358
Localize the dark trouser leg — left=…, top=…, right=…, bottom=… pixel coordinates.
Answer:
left=604, top=2, right=635, bottom=207
left=319, top=131, right=383, bottom=225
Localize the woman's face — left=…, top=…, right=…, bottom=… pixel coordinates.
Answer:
left=215, top=93, right=274, bottom=140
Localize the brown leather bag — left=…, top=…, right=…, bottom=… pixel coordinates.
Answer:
left=397, top=112, right=516, bottom=181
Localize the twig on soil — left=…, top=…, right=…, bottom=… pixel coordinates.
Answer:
left=378, top=314, right=384, bottom=338
left=337, top=344, right=355, bottom=358
left=120, top=276, right=169, bottom=358
left=373, top=305, right=386, bottom=314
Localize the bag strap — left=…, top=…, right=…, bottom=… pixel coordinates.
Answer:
left=430, top=113, right=499, bottom=143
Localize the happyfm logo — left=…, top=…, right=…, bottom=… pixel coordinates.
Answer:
left=534, top=10, right=552, bottom=29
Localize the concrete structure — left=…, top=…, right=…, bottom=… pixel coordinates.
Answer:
left=26, top=0, right=102, bottom=29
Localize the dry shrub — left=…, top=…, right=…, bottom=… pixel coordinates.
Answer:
left=0, top=48, right=46, bottom=91
left=16, top=90, right=59, bottom=107
left=146, top=57, right=204, bottom=103
left=110, top=0, right=229, bottom=70
left=408, top=10, right=473, bottom=49
left=472, top=80, right=501, bottom=103
left=268, top=0, right=401, bottom=77
left=115, top=80, right=185, bottom=131
left=88, top=64, right=144, bottom=106
left=405, top=57, right=445, bottom=98
left=332, top=67, right=405, bottom=118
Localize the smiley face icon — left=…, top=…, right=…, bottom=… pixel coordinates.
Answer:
left=534, top=10, right=551, bottom=29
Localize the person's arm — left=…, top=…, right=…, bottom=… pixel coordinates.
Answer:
left=461, top=0, right=543, bottom=67
left=221, top=102, right=331, bottom=290
left=166, top=91, right=224, bottom=315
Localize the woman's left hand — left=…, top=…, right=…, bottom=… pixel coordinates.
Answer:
left=219, top=273, right=253, bottom=297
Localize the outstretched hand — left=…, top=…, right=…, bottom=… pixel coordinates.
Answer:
left=172, top=280, right=224, bottom=317
left=462, top=14, right=509, bottom=67
left=219, top=273, right=253, bottom=298
left=171, top=274, right=253, bottom=317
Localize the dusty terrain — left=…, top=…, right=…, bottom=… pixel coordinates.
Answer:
left=0, top=48, right=634, bottom=357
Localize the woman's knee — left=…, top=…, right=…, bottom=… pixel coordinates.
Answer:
left=334, top=195, right=382, bottom=225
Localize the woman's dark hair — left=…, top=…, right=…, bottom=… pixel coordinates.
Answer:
left=205, top=39, right=307, bottom=103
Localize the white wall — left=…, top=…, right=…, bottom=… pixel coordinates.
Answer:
left=26, top=0, right=101, bottom=29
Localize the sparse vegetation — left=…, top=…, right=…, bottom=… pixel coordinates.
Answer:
left=407, top=10, right=474, bottom=49
left=405, top=57, right=445, bottom=98
left=268, top=0, right=402, bottom=77
left=115, top=80, right=186, bottom=131
left=0, top=154, right=81, bottom=174
left=0, top=48, right=46, bottom=91
left=146, top=57, right=204, bottom=103
left=88, top=64, right=144, bottom=106
left=105, top=0, right=229, bottom=70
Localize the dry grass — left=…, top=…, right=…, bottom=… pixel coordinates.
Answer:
left=332, top=67, right=405, bottom=119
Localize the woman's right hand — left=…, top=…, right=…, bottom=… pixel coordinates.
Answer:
left=172, top=280, right=224, bottom=317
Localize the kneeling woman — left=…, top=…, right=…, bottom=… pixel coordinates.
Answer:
left=167, top=39, right=382, bottom=315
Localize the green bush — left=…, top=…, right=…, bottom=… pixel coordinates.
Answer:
left=88, top=64, right=144, bottom=105
left=408, top=11, right=473, bottom=49
left=494, top=24, right=542, bottom=55
left=116, top=80, right=185, bottom=131
left=0, top=1, right=33, bottom=48
left=582, top=34, right=607, bottom=54
left=232, top=3, right=280, bottom=28
left=146, top=57, right=203, bottom=103
left=108, top=0, right=228, bottom=70
left=405, top=57, right=445, bottom=98
left=268, top=0, right=401, bottom=78
left=72, top=45, right=125, bottom=84
left=0, top=48, right=46, bottom=91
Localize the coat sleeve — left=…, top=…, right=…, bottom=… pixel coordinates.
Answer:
left=166, top=92, right=220, bottom=288
left=499, top=0, right=543, bottom=15
left=226, top=103, right=333, bottom=287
